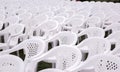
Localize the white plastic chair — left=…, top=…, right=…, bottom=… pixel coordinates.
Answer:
left=76, top=27, right=105, bottom=44
left=0, top=54, right=24, bottom=72
left=76, top=10, right=90, bottom=21
left=71, top=14, right=85, bottom=21
left=104, top=23, right=120, bottom=34
left=41, top=10, right=55, bottom=19
left=67, top=54, right=120, bottom=72
left=0, top=24, right=25, bottom=50
left=106, top=31, right=120, bottom=45
left=62, top=17, right=84, bottom=33
left=46, top=31, right=77, bottom=51
left=39, top=68, right=65, bottom=72
left=92, top=11, right=106, bottom=21
left=109, top=42, right=120, bottom=56
left=57, top=12, right=69, bottom=18
left=64, top=10, right=75, bottom=18
left=23, top=14, right=48, bottom=35
left=29, top=45, right=82, bottom=72
left=85, top=16, right=102, bottom=28
left=104, top=15, right=120, bottom=26
left=29, top=20, right=59, bottom=39
left=0, top=38, right=46, bottom=60
left=91, top=11, right=105, bottom=28
left=67, top=17, right=84, bottom=28
left=53, top=7, right=66, bottom=16
left=77, top=37, right=111, bottom=60
left=0, top=38, right=46, bottom=72
left=52, top=16, right=66, bottom=24
left=19, top=12, right=32, bottom=24
left=78, top=27, right=105, bottom=38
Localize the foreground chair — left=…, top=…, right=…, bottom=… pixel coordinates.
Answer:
left=28, top=45, right=82, bottom=72
left=77, top=37, right=111, bottom=60
left=0, top=54, right=24, bottom=72
left=0, top=38, right=46, bottom=60
left=67, top=54, right=120, bottom=72
left=0, top=38, right=46, bottom=72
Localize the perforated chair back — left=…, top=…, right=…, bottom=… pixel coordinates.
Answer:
left=69, top=54, right=120, bottom=72
left=0, top=38, right=46, bottom=60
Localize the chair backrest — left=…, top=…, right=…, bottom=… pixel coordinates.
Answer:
left=77, top=37, right=111, bottom=59
left=62, top=17, right=84, bottom=32
left=3, top=16, right=19, bottom=25
left=85, top=16, right=101, bottom=28
left=52, top=16, right=66, bottom=24
left=39, top=68, right=65, bottom=72
left=0, top=38, right=46, bottom=72
left=33, top=45, right=82, bottom=70
left=105, top=23, right=120, bottom=34
left=69, top=54, right=120, bottom=72
left=78, top=27, right=105, bottom=38
left=0, top=55, right=24, bottom=72
left=71, top=15, right=85, bottom=21
left=57, top=12, right=69, bottom=18
left=30, top=20, right=59, bottom=39
left=47, top=31, right=77, bottom=50
left=40, top=20, right=59, bottom=32
left=76, top=27, right=105, bottom=44
left=105, top=15, right=120, bottom=25
left=91, top=11, right=105, bottom=21
left=23, top=38, right=46, bottom=59
left=64, top=10, right=75, bottom=18
left=0, top=38, right=46, bottom=60
left=106, top=31, right=120, bottom=43
left=0, top=24, right=25, bottom=43
left=6, top=24, right=25, bottom=36
left=56, top=31, right=77, bottom=45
